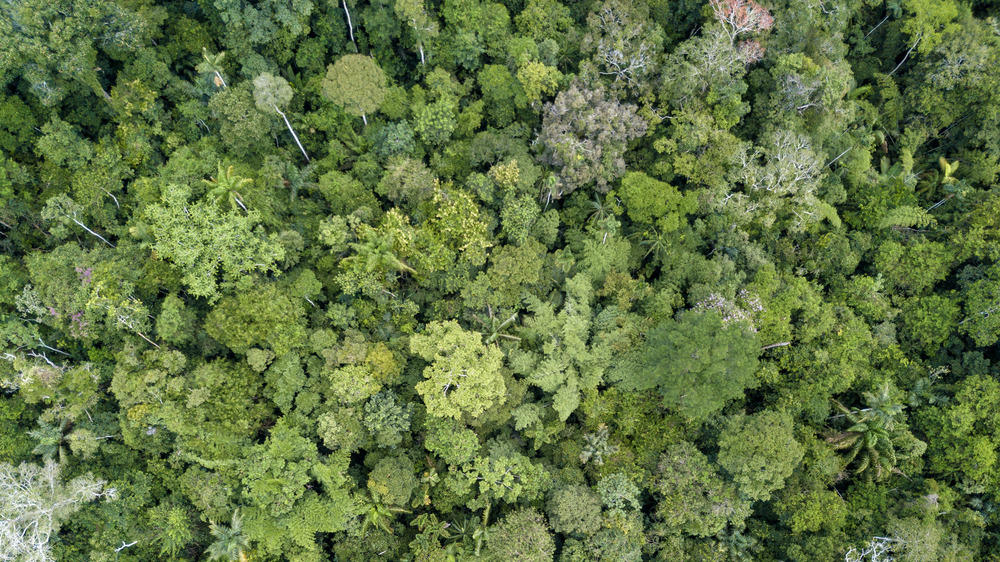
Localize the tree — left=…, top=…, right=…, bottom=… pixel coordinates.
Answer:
left=826, top=384, right=923, bottom=482
left=582, top=0, right=665, bottom=94
left=367, top=455, right=418, bottom=508
left=41, top=195, right=115, bottom=248
left=596, top=472, right=641, bottom=516
left=203, top=162, right=252, bottom=212
left=721, top=130, right=832, bottom=234
left=253, top=73, right=310, bottom=161
left=207, top=83, right=272, bottom=159
left=0, top=0, right=147, bottom=106
left=464, top=439, right=550, bottom=508
left=148, top=503, right=194, bottom=557
left=478, top=65, right=528, bottom=127
left=516, top=56, right=563, bottom=105
left=919, top=375, right=1000, bottom=488
left=655, top=441, right=750, bottom=537
left=0, top=460, right=116, bottom=562
left=517, top=273, right=607, bottom=422
left=410, top=320, right=506, bottom=420
left=717, top=410, right=805, bottom=501
left=959, top=263, right=1000, bottom=347
left=206, top=510, right=251, bottom=562
left=363, top=390, right=413, bottom=448
left=900, top=0, right=960, bottom=56
left=204, top=283, right=307, bottom=356
left=536, top=81, right=647, bottom=199
left=616, top=171, right=695, bottom=231
left=708, top=0, right=774, bottom=47
left=485, top=508, right=555, bottom=562
left=395, top=0, right=439, bottom=64
left=636, top=309, right=760, bottom=422
left=547, top=485, right=602, bottom=535
left=197, top=48, right=229, bottom=89
left=414, top=97, right=458, bottom=147
left=142, top=184, right=286, bottom=302
left=322, top=55, right=387, bottom=125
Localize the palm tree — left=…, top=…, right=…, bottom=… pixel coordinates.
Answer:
left=343, top=227, right=417, bottom=276
left=474, top=305, right=521, bottom=345
left=196, top=48, right=228, bottom=89
left=204, top=163, right=251, bottom=212
left=588, top=193, right=616, bottom=223
left=28, top=419, right=69, bottom=464
left=635, top=227, right=670, bottom=262
left=206, top=510, right=250, bottom=562
left=359, top=497, right=410, bottom=536
left=826, top=384, right=909, bottom=481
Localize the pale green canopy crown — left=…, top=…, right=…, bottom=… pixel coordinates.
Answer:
left=321, top=55, right=387, bottom=118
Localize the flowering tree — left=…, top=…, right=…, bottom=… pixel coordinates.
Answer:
left=709, top=0, right=774, bottom=63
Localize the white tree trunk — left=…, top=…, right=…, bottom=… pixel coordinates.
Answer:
left=71, top=218, right=115, bottom=248
left=343, top=0, right=356, bottom=46
left=274, top=105, right=310, bottom=161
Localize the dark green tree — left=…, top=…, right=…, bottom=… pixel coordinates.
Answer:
left=635, top=309, right=760, bottom=422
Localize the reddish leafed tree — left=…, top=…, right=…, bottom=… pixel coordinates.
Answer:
left=738, top=39, right=766, bottom=64
left=710, top=0, right=774, bottom=46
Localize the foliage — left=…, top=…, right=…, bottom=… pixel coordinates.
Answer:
left=485, top=508, right=556, bottom=562
left=717, top=410, right=804, bottom=501
left=536, top=81, right=647, bottom=198
left=322, top=55, right=387, bottom=122
left=826, top=385, right=924, bottom=482
left=0, top=460, right=115, bottom=562
left=636, top=309, right=760, bottom=421
left=410, top=321, right=506, bottom=420
left=547, top=484, right=603, bottom=535
left=3, top=0, right=1000, bottom=559
left=143, top=185, right=285, bottom=302
left=655, top=441, right=750, bottom=537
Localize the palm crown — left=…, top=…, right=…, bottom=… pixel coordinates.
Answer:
left=826, top=384, right=908, bottom=482
left=206, top=510, right=250, bottom=562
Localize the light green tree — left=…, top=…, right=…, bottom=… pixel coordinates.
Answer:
left=322, top=55, right=387, bottom=125
left=655, top=441, right=750, bottom=537
left=637, top=309, right=760, bottom=422
left=410, top=320, right=506, bottom=420
left=203, top=162, right=252, bottom=212
left=143, top=184, right=285, bottom=302
left=547, top=485, right=602, bottom=535
left=485, top=508, right=555, bottom=562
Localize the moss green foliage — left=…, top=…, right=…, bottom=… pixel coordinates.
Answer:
left=3, top=1, right=1000, bottom=559
left=322, top=54, right=387, bottom=121
left=485, top=507, right=556, bottom=562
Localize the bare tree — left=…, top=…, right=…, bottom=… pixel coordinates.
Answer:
left=0, top=460, right=116, bottom=562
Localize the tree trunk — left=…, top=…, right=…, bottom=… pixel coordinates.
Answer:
left=343, top=0, right=356, bottom=46
left=71, top=218, right=115, bottom=248
left=274, top=105, right=310, bottom=161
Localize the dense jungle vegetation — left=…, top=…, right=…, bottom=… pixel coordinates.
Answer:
left=3, top=0, right=1000, bottom=560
